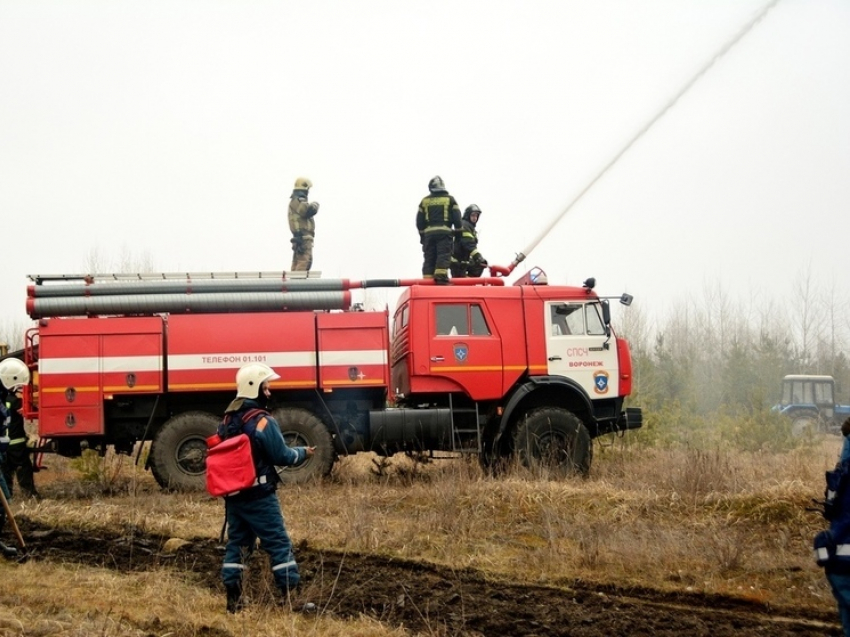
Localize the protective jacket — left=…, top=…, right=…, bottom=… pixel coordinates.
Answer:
left=3, top=393, right=26, bottom=448
left=416, top=190, right=462, bottom=239
left=815, top=438, right=850, bottom=574
left=452, top=218, right=483, bottom=264
left=217, top=399, right=307, bottom=502
left=0, top=398, right=8, bottom=456
left=288, top=190, right=319, bottom=238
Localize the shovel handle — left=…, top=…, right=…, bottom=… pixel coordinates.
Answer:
left=0, top=486, right=25, bottom=550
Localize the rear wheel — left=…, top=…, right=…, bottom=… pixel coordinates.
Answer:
left=513, top=407, right=592, bottom=478
left=271, top=407, right=335, bottom=484
left=790, top=410, right=821, bottom=438
left=149, top=411, right=219, bottom=491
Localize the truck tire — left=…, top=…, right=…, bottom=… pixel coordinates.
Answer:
left=513, top=407, right=592, bottom=477
left=271, top=407, right=335, bottom=484
left=149, top=411, right=219, bottom=491
left=790, top=410, right=821, bottom=438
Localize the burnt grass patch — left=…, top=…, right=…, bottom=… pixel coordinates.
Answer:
left=12, top=517, right=843, bottom=636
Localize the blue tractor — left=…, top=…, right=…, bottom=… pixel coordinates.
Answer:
left=777, top=375, right=850, bottom=437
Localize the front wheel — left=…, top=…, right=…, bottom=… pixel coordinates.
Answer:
left=271, top=407, right=335, bottom=484
left=149, top=411, right=219, bottom=491
left=513, top=407, right=592, bottom=478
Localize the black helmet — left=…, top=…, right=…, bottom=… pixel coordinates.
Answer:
left=463, top=204, right=481, bottom=222
left=428, top=176, right=446, bottom=192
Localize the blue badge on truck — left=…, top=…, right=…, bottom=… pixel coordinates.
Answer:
left=593, top=371, right=609, bottom=394
left=454, top=344, right=468, bottom=363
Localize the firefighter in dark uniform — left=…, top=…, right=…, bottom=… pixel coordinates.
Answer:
left=220, top=363, right=315, bottom=613
left=0, top=358, right=37, bottom=500
left=450, top=204, right=488, bottom=278
left=0, top=358, right=31, bottom=558
left=815, top=417, right=850, bottom=636
left=288, top=177, right=320, bottom=271
left=416, top=176, right=463, bottom=285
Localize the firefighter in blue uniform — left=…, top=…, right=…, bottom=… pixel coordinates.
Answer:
left=815, top=416, right=850, bottom=636
left=0, top=358, right=30, bottom=559
left=416, top=176, right=462, bottom=284
left=219, top=362, right=315, bottom=613
left=450, top=204, right=487, bottom=278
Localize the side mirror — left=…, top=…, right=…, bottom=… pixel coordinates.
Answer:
left=602, top=299, right=611, bottom=326
left=620, top=293, right=634, bottom=307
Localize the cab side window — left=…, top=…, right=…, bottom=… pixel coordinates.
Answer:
left=436, top=304, right=468, bottom=336
left=471, top=304, right=491, bottom=336
left=585, top=304, right=606, bottom=336
left=435, top=304, right=491, bottom=336
left=552, top=303, right=584, bottom=335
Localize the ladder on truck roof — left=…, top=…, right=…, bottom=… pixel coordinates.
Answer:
left=28, top=271, right=323, bottom=285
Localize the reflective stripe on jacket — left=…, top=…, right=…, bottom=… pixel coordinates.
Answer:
left=416, top=192, right=462, bottom=236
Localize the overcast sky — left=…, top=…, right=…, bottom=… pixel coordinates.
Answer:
left=1, top=0, right=848, bottom=334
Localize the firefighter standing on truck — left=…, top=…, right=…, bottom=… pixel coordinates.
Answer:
left=219, top=362, right=315, bottom=613
left=0, top=359, right=37, bottom=500
left=417, top=175, right=462, bottom=285
left=450, top=204, right=487, bottom=278
left=288, top=177, right=320, bottom=271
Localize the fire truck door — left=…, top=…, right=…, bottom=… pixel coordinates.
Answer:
left=428, top=302, right=503, bottom=399
left=544, top=301, right=619, bottom=398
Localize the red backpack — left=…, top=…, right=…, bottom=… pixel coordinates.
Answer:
left=205, top=408, right=266, bottom=497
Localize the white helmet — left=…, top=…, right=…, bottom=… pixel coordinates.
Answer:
left=235, top=363, right=280, bottom=399
left=0, top=358, right=29, bottom=391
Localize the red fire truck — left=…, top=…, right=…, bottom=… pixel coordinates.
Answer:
left=19, top=267, right=641, bottom=490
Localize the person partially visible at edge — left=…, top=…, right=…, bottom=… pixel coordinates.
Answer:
left=0, top=358, right=32, bottom=559
left=818, top=416, right=850, bottom=636
left=450, top=204, right=488, bottom=278
left=219, top=362, right=315, bottom=613
left=416, top=175, right=462, bottom=285
left=1, top=360, right=38, bottom=501
left=288, top=177, right=320, bottom=271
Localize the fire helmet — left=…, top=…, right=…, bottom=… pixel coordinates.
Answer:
left=428, top=176, right=446, bottom=192
left=0, top=358, right=29, bottom=391
left=463, top=204, right=481, bottom=221
left=235, top=363, right=280, bottom=399
left=293, top=177, right=313, bottom=191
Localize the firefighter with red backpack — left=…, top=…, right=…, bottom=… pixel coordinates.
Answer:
left=214, top=363, right=315, bottom=613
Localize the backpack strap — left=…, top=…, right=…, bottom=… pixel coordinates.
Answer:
left=241, top=408, right=269, bottom=426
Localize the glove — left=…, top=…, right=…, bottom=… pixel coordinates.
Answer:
left=473, top=253, right=487, bottom=266
left=306, top=202, right=320, bottom=218
left=842, top=417, right=850, bottom=437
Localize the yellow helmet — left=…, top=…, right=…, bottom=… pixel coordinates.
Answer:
left=293, top=177, right=313, bottom=190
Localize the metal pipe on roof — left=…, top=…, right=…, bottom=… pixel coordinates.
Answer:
left=28, top=278, right=352, bottom=298
left=27, top=291, right=351, bottom=319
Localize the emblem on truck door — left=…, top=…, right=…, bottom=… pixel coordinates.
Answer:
left=454, top=344, right=468, bottom=363
left=593, top=371, right=609, bottom=394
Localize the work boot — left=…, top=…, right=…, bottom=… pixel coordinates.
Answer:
left=434, top=276, right=451, bottom=286
left=0, top=541, right=18, bottom=559
left=225, top=583, right=244, bottom=614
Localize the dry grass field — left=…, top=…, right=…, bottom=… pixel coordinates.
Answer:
left=0, top=435, right=844, bottom=636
